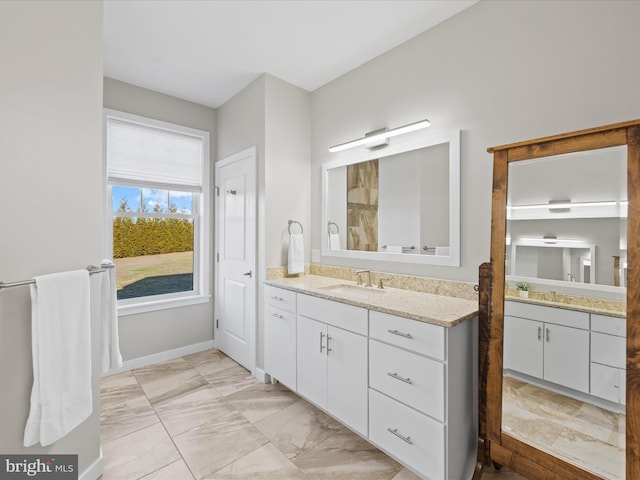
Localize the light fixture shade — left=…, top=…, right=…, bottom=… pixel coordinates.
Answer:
left=510, top=200, right=618, bottom=210
left=329, top=119, right=431, bottom=153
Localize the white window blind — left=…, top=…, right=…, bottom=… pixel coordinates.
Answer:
left=107, top=118, right=203, bottom=191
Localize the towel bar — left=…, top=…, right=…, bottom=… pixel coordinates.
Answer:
left=381, top=245, right=416, bottom=251
left=0, top=264, right=113, bottom=290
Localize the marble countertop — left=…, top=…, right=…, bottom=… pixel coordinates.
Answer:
left=264, top=274, right=478, bottom=328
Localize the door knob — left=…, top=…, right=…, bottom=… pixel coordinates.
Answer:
left=243, top=271, right=252, bottom=278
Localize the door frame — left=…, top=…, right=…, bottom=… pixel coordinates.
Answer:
left=214, top=146, right=258, bottom=375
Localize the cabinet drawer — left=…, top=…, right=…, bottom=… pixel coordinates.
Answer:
left=369, top=310, right=445, bottom=361
left=505, top=301, right=589, bottom=329
left=369, top=389, right=445, bottom=480
left=369, top=339, right=445, bottom=421
left=265, top=285, right=297, bottom=313
left=297, top=293, right=368, bottom=336
left=591, top=314, right=626, bottom=337
left=591, top=332, right=626, bottom=369
left=591, top=362, right=624, bottom=404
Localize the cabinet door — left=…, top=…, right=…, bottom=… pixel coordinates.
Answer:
left=296, top=315, right=327, bottom=409
left=264, top=304, right=296, bottom=390
left=543, top=324, right=589, bottom=393
left=327, top=326, right=368, bottom=436
left=591, top=362, right=622, bottom=403
left=504, top=316, right=543, bottom=378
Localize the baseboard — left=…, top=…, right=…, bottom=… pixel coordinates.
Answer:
left=102, top=340, right=215, bottom=376
left=79, top=452, right=103, bottom=480
left=255, top=367, right=270, bottom=383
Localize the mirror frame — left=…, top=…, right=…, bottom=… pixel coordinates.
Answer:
left=476, top=119, right=640, bottom=480
left=321, top=128, right=461, bottom=266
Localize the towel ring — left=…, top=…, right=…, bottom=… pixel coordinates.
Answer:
left=288, top=220, right=303, bottom=235
left=328, top=222, right=339, bottom=235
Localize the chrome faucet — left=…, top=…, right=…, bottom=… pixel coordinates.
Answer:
left=355, top=269, right=372, bottom=287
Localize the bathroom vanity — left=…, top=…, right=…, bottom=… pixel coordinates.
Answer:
left=263, top=274, right=478, bottom=480
left=504, top=299, right=626, bottom=407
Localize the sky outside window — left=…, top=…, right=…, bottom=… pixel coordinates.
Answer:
left=112, top=185, right=192, bottom=213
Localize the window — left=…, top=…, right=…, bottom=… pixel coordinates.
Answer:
left=105, top=109, right=210, bottom=314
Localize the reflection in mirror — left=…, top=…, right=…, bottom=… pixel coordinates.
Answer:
left=502, top=146, right=627, bottom=479
left=322, top=129, right=460, bottom=266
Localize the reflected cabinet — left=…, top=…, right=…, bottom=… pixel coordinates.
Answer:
left=477, top=120, right=640, bottom=480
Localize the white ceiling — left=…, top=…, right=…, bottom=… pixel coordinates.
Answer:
left=103, top=0, right=477, bottom=108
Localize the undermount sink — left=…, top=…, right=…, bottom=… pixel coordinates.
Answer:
left=320, top=284, right=386, bottom=298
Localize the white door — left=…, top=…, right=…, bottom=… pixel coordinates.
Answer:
left=215, top=147, right=257, bottom=372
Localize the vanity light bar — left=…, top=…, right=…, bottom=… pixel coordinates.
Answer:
left=520, top=237, right=584, bottom=244
left=328, top=119, right=431, bottom=153
left=509, top=200, right=619, bottom=210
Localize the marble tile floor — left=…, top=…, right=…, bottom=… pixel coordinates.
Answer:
left=502, top=376, right=625, bottom=480
left=100, top=348, right=428, bottom=480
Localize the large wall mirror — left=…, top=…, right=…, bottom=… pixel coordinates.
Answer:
left=477, top=120, right=640, bottom=480
left=321, top=128, right=460, bottom=266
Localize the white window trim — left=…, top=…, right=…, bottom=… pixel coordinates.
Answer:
left=104, top=109, right=211, bottom=315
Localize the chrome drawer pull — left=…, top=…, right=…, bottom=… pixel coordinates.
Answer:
left=387, top=329, right=413, bottom=339
left=271, top=313, right=284, bottom=319
left=271, top=296, right=284, bottom=302
left=387, top=372, right=413, bottom=384
left=387, top=428, right=413, bottom=445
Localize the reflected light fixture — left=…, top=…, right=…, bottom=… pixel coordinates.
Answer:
left=520, top=236, right=584, bottom=244
left=510, top=200, right=618, bottom=210
left=328, top=119, right=431, bottom=153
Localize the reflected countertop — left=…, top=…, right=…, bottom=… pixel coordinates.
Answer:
left=264, top=274, right=478, bottom=328
left=505, top=295, right=626, bottom=318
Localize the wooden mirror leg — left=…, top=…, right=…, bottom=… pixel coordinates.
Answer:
left=474, top=262, right=493, bottom=480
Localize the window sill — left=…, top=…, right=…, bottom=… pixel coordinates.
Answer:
left=117, top=294, right=211, bottom=317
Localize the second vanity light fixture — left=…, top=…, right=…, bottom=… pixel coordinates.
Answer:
left=328, top=118, right=431, bottom=153
left=509, top=200, right=619, bottom=210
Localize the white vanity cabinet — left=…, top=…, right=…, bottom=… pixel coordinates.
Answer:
left=296, top=293, right=369, bottom=436
left=590, top=314, right=626, bottom=404
left=264, top=285, right=297, bottom=390
left=263, top=281, right=478, bottom=480
left=368, top=310, right=476, bottom=480
left=504, top=302, right=590, bottom=393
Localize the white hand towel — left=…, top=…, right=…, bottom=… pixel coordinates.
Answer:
left=288, top=233, right=304, bottom=275
left=100, top=259, right=123, bottom=374
left=24, top=270, right=92, bottom=447
left=386, top=245, right=403, bottom=254
left=329, top=233, right=341, bottom=250
left=435, top=246, right=450, bottom=256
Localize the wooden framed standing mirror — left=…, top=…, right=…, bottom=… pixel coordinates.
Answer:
left=477, top=120, right=640, bottom=479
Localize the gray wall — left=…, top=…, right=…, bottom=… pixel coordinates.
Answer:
left=0, top=1, right=103, bottom=475
left=310, top=0, right=640, bottom=282
left=103, top=78, right=216, bottom=360
left=216, top=73, right=310, bottom=368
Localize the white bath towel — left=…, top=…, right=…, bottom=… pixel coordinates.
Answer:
left=24, top=270, right=92, bottom=447
left=100, top=259, right=122, bottom=374
left=386, top=245, right=403, bottom=254
left=288, top=233, right=304, bottom=275
left=435, top=246, right=450, bottom=256
left=329, top=233, right=341, bottom=250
